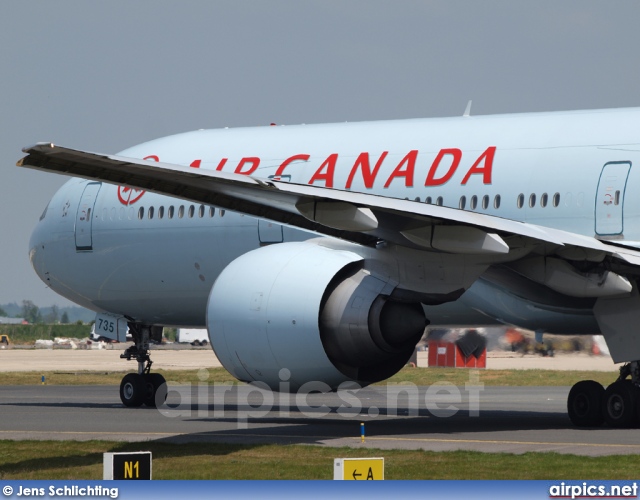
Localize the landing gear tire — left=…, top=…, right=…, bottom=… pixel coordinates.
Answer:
left=143, top=373, right=167, bottom=408
left=120, top=373, right=146, bottom=407
left=567, top=380, right=604, bottom=427
left=602, top=380, right=637, bottom=428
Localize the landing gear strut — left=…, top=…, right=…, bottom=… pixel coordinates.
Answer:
left=119, top=324, right=167, bottom=408
left=568, top=361, right=640, bottom=428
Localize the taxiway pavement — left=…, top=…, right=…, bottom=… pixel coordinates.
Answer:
left=0, top=349, right=630, bottom=456
left=1, top=384, right=637, bottom=456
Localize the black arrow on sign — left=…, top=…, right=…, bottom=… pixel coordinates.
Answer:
left=352, top=470, right=362, bottom=479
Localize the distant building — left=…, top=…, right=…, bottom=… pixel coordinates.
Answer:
left=0, top=317, right=28, bottom=325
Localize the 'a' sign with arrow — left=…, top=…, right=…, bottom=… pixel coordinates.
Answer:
left=333, top=458, right=384, bottom=480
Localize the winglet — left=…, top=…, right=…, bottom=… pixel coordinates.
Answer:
left=21, top=142, right=55, bottom=153
left=17, top=143, right=55, bottom=166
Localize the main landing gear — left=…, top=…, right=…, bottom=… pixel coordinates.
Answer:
left=568, top=361, right=640, bottom=428
left=119, top=324, right=167, bottom=408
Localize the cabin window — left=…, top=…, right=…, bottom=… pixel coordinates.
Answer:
left=199, top=205, right=205, bottom=218
left=494, top=195, right=501, bottom=209
left=459, top=196, right=466, bottom=210
left=158, top=206, right=164, bottom=219
left=470, top=195, right=478, bottom=209
left=517, top=193, right=524, bottom=208
left=178, top=205, right=185, bottom=219
left=553, top=192, right=560, bottom=207
left=482, top=195, right=489, bottom=209
left=188, top=205, right=195, bottom=218
left=209, top=206, right=215, bottom=217
left=220, top=209, right=226, bottom=217
left=540, top=193, right=548, bottom=208
left=425, top=197, right=432, bottom=204
left=436, top=196, right=443, bottom=206
left=138, top=207, right=144, bottom=220
left=168, top=206, right=174, bottom=219
left=148, top=207, right=154, bottom=219
left=529, top=194, right=536, bottom=208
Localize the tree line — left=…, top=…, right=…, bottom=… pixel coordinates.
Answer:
left=1, top=300, right=71, bottom=324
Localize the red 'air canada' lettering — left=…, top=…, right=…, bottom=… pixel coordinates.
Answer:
left=275, top=154, right=310, bottom=177
left=309, top=153, right=338, bottom=188
left=235, top=157, right=260, bottom=175
left=425, top=148, right=462, bottom=186
left=215, top=158, right=228, bottom=171
left=126, top=146, right=496, bottom=198
left=346, top=152, right=389, bottom=189
left=461, top=146, right=495, bottom=184
left=384, top=150, right=418, bottom=188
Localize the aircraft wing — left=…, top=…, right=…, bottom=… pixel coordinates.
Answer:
left=17, top=143, right=640, bottom=272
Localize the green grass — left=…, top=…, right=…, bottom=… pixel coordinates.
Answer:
left=0, top=367, right=616, bottom=387
left=383, top=366, right=616, bottom=387
left=0, top=369, right=240, bottom=386
left=0, top=440, right=639, bottom=480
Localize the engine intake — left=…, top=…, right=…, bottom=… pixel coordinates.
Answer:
left=207, top=241, right=426, bottom=391
left=320, top=266, right=426, bottom=382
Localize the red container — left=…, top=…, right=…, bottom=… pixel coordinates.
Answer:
left=428, top=340, right=486, bottom=368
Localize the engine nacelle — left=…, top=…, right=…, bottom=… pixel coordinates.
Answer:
left=207, top=240, right=426, bottom=391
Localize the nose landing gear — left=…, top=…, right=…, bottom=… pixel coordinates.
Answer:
left=119, top=324, right=167, bottom=408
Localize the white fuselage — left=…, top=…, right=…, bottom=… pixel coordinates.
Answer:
left=29, top=107, right=640, bottom=329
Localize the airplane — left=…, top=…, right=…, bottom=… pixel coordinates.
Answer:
left=17, top=106, right=640, bottom=429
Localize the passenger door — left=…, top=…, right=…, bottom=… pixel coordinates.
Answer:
left=595, top=162, right=631, bottom=236
left=75, top=182, right=101, bottom=250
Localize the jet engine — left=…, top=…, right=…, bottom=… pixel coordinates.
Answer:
left=207, top=240, right=427, bottom=391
